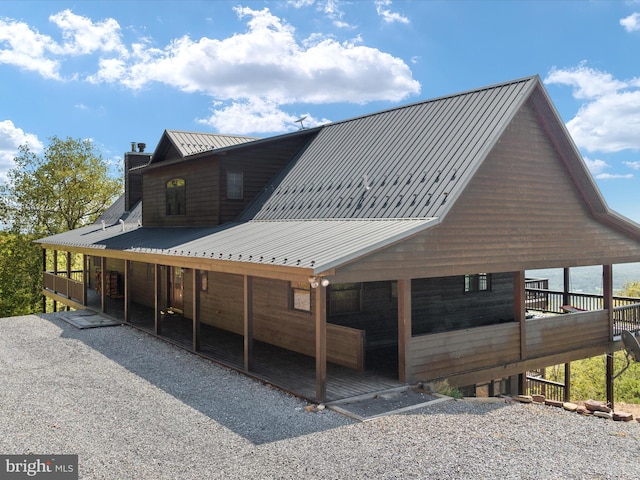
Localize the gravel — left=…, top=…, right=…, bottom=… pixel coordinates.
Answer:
left=1, top=312, right=639, bottom=479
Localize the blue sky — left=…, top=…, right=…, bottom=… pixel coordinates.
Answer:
left=1, top=1, right=640, bottom=220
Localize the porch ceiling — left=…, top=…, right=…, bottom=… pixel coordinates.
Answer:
left=36, top=217, right=438, bottom=274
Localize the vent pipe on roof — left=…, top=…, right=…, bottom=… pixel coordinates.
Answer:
left=137, top=142, right=146, bottom=153
left=131, top=142, right=136, bottom=152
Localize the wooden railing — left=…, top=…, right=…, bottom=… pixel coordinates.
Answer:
left=525, top=375, right=565, bottom=402
left=43, top=271, right=85, bottom=305
left=525, top=283, right=640, bottom=335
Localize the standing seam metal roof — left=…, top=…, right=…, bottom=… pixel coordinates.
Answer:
left=241, top=76, right=536, bottom=221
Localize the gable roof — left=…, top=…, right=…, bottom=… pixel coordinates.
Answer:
left=150, top=129, right=258, bottom=163
left=241, top=75, right=538, bottom=221
left=37, top=75, right=640, bottom=278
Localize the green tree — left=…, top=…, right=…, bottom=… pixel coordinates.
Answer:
left=0, top=136, right=122, bottom=236
left=0, top=136, right=122, bottom=315
left=619, top=280, right=640, bottom=298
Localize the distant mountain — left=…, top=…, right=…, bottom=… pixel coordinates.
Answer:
left=526, top=262, right=640, bottom=295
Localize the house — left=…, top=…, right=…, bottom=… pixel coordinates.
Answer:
left=38, top=75, right=640, bottom=403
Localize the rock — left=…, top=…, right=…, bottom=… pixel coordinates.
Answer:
left=563, top=402, right=578, bottom=412
left=577, top=406, right=592, bottom=416
left=585, top=399, right=611, bottom=413
left=545, top=399, right=564, bottom=408
left=593, top=411, right=613, bottom=420
left=613, top=411, right=634, bottom=422
left=531, top=394, right=545, bottom=404
left=513, top=395, right=533, bottom=403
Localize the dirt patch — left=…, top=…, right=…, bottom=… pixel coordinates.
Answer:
left=328, top=386, right=448, bottom=420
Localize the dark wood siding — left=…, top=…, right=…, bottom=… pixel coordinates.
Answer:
left=333, top=100, right=640, bottom=283
left=412, top=273, right=514, bottom=334
left=143, top=159, right=219, bottom=227
left=143, top=135, right=313, bottom=226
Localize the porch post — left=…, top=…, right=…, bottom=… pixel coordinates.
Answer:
left=124, top=260, right=131, bottom=323
left=514, top=271, right=526, bottom=360
left=42, top=248, right=47, bottom=313
left=563, top=267, right=570, bottom=307
left=243, top=275, right=254, bottom=372
left=564, top=362, right=571, bottom=402
left=603, top=264, right=614, bottom=408
left=52, top=250, right=58, bottom=312
left=100, top=257, right=107, bottom=313
left=154, top=264, right=162, bottom=335
left=398, top=278, right=412, bottom=383
left=192, top=269, right=201, bottom=352
left=82, top=255, right=88, bottom=306
left=315, top=284, right=327, bottom=402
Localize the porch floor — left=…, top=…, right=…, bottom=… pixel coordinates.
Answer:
left=84, top=292, right=402, bottom=402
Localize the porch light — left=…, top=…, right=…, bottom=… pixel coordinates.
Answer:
left=308, top=276, right=330, bottom=288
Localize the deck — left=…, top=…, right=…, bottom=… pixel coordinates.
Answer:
left=84, top=291, right=402, bottom=402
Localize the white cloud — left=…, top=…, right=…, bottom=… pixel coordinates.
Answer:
left=0, top=18, right=62, bottom=79
left=545, top=65, right=640, bottom=153
left=199, top=98, right=329, bottom=134
left=594, top=172, right=634, bottom=180
left=0, top=120, right=43, bottom=181
left=375, top=1, right=410, bottom=24
left=624, top=161, right=640, bottom=170
left=1, top=6, right=420, bottom=134
left=620, top=12, right=640, bottom=32
left=49, top=9, right=127, bottom=56
left=583, top=157, right=609, bottom=175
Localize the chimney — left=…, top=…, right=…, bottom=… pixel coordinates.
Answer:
left=124, top=142, right=152, bottom=212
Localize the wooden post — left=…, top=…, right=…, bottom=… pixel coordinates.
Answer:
left=564, top=362, right=571, bottom=402
left=193, top=269, right=201, bottom=352
left=315, top=284, right=327, bottom=402
left=82, top=255, right=88, bottom=306
left=398, top=279, right=412, bottom=383
left=124, top=260, right=131, bottom=323
left=52, top=250, right=58, bottom=312
left=563, top=267, right=570, bottom=307
left=42, top=249, right=47, bottom=313
left=603, top=264, right=614, bottom=408
left=514, top=271, right=526, bottom=360
left=100, top=257, right=107, bottom=313
left=66, top=251, right=72, bottom=311
left=243, top=275, right=254, bottom=372
left=154, top=264, right=161, bottom=335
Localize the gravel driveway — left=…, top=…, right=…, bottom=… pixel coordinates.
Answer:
left=1, top=313, right=639, bottom=479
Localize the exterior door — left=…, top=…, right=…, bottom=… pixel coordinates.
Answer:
left=169, top=267, right=184, bottom=312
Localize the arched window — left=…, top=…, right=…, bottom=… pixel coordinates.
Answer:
left=166, top=178, right=185, bottom=215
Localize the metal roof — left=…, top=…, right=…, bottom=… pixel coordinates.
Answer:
left=37, top=218, right=437, bottom=274
left=94, top=195, right=142, bottom=225
left=38, top=76, right=547, bottom=275
left=242, top=76, right=537, bottom=221
left=165, top=130, right=258, bottom=157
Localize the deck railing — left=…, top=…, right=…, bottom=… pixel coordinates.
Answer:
left=525, top=375, right=565, bottom=402
left=43, top=271, right=85, bottom=305
left=525, top=282, right=640, bottom=335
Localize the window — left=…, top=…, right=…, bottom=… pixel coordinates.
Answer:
left=227, top=171, right=243, bottom=200
left=166, top=178, right=186, bottom=215
left=291, top=282, right=311, bottom=311
left=464, top=273, right=491, bottom=293
left=329, top=283, right=362, bottom=316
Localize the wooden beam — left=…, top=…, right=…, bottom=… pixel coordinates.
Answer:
left=243, top=275, right=254, bottom=372
left=82, top=255, right=88, bottom=306
left=606, top=354, right=614, bottom=408
left=514, top=271, right=526, bottom=360
left=124, top=260, right=131, bottom=323
left=315, top=284, right=327, bottom=403
left=52, top=250, right=58, bottom=312
left=563, top=267, right=570, bottom=306
left=564, top=362, right=571, bottom=402
left=603, top=264, right=613, bottom=337
left=154, top=264, right=161, bottom=335
left=42, top=249, right=47, bottom=313
left=193, top=269, right=201, bottom=352
left=100, top=257, right=107, bottom=314
left=398, top=279, right=411, bottom=383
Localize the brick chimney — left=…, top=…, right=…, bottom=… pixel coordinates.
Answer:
left=124, top=142, right=151, bottom=212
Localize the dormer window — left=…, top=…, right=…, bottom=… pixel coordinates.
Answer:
left=166, top=178, right=185, bottom=215
left=227, top=171, right=243, bottom=200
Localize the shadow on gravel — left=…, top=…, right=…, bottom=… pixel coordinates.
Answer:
left=43, top=313, right=352, bottom=445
